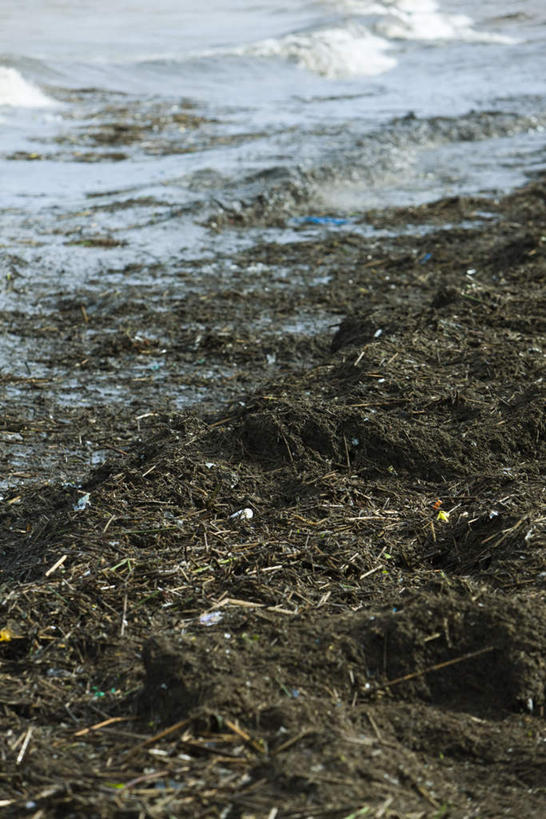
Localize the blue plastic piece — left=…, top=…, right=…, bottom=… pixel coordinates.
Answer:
left=296, top=216, right=349, bottom=226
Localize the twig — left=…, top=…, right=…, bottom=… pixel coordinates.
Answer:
left=272, top=730, right=314, bottom=756
left=365, top=711, right=381, bottom=740
left=359, top=566, right=384, bottom=580
left=343, top=434, right=351, bottom=470
left=354, top=349, right=367, bottom=367
left=123, top=718, right=191, bottom=763
left=371, top=645, right=495, bottom=692
left=45, top=554, right=67, bottom=577
left=208, top=415, right=236, bottom=428
left=102, top=443, right=130, bottom=456
left=75, top=716, right=134, bottom=737
left=280, top=429, right=294, bottom=464
left=212, top=597, right=265, bottom=610
left=16, top=726, right=33, bottom=765
left=123, top=769, right=170, bottom=790
left=120, top=593, right=128, bottom=637
left=224, top=718, right=265, bottom=754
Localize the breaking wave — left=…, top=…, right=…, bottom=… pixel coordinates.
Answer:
left=235, top=24, right=396, bottom=79
left=86, top=1, right=516, bottom=81
left=333, top=0, right=516, bottom=44
left=216, top=0, right=514, bottom=80
left=0, top=66, right=55, bottom=107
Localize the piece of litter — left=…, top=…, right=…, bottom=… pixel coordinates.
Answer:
left=437, top=510, right=450, bottom=522
left=205, top=462, right=215, bottom=469
left=199, top=611, right=223, bottom=626
left=230, top=508, right=254, bottom=520
left=74, top=493, right=91, bottom=511
left=297, top=216, right=349, bottom=226
left=374, top=328, right=383, bottom=338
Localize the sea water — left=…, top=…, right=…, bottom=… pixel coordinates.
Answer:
left=0, top=1, right=545, bottom=295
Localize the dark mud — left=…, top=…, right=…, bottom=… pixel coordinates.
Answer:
left=1, top=176, right=545, bottom=817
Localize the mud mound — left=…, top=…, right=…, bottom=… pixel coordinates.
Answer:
left=357, top=594, right=545, bottom=714
left=139, top=593, right=545, bottom=724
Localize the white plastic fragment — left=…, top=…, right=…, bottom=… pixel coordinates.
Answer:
left=374, top=328, right=383, bottom=338
left=199, top=611, right=223, bottom=626
left=73, top=493, right=90, bottom=511
left=230, top=507, right=254, bottom=520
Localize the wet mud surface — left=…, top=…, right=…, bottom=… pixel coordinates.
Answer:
left=1, top=177, right=545, bottom=817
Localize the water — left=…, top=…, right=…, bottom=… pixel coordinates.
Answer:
left=0, top=1, right=545, bottom=394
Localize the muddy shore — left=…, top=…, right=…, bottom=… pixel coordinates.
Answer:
left=1, top=176, right=545, bottom=817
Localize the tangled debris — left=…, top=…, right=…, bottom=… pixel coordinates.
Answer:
left=1, top=178, right=545, bottom=817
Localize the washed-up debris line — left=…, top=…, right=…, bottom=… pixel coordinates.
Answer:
left=0, top=177, right=545, bottom=817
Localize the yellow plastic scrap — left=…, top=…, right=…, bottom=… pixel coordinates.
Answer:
left=0, top=628, right=14, bottom=642
left=437, top=510, right=450, bottom=522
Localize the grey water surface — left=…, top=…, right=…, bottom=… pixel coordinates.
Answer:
left=0, top=0, right=545, bottom=408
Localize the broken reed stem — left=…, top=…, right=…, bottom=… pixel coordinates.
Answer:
left=123, top=718, right=191, bottom=764
left=224, top=718, right=265, bottom=754
left=372, top=645, right=495, bottom=692
left=74, top=716, right=133, bottom=737
left=45, top=554, right=68, bottom=577
left=272, top=730, right=314, bottom=756
left=120, top=593, right=128, bottom=637
left=16, top=726, right=33, bottom=765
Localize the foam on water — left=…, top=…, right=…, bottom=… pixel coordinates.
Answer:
left=236, top=23, right=396, bottom=78
left=0, top=0, right=543, bottom=241
left=0, top=66, right=55, bottom=107
left=333, top=0, right=516, bottom=44
left=201, top=0, right=515, bottom=81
